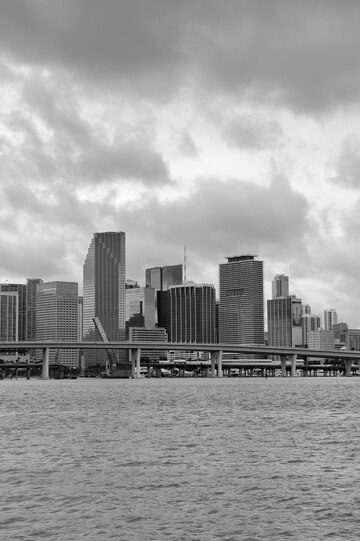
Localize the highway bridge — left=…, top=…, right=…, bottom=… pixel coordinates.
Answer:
left=0, top=341, right=359, bottom=379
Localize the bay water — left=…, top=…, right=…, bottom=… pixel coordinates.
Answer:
left=1, top=377, right=360, bottom=540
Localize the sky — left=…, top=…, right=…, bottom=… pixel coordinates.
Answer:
left=1, top=0, right=360, bottom=326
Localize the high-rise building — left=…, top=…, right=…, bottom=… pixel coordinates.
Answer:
left=0, top=291, right=18, bottom=341
left=1, top=283, right=27, bottom=341
left=302, top=313, right=321, bottom=346
left=267, top=295, right=303, bottom=347
left=347, top=329, right=360, bottom=351
left=219, top=255, right=264, bottom=345
left=145, top=264, right=183, bottom=292
left=83, top=231, right=126, bottom=365
left=126, top=286, right=156, bottom=334
left=272, top=274, right=289, bottom=298
left=26, top=278, right=43, bottom=341
left=160, top=282, right=216, bottom=343
left=324, top=309, right=338, bottom=331
left=146, top=264, right=183, bottom=324
left=332, top=322, right=348, bottom=345
left=36, top=281, right=79, bottom=367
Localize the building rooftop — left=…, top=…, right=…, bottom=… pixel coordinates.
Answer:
left=225, top=255, right=258, bottom=262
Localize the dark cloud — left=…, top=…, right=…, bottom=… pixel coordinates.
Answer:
left=1, top=1, right=360, bottom=111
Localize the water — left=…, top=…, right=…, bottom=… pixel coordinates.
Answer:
left=1, top=377, right=360, bottom=540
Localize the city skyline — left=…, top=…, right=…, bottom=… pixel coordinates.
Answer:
left=1, top=2, right=360, bottom=327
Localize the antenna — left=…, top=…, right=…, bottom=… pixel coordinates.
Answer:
left=184, top=244, right=187, bottom=282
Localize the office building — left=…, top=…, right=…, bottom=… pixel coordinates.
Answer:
left=267, top=295, right=303, bottom=347
left=83, top=231, right=126, bottom=365
left=146, top=264, right=183, bottom=324
left=0, top=290, right=18, bottom=341
left=333, top=322, right=348, bottom=346
left=160, top=282, right=216, bottom=343
left=324, top=309, right=338, bottom=331
left=1, top=283, right=27, bottom=341
left=347, top=329, right=360, bottom=351
left=126, top=286, right=156, bottom=334
left=128, top=326, right=168, bottom=361
left=26, top=278, right=43, bottom=341
left=219, top=255, right=264, bottom=345
left=302, top=313, right=321, bottom=346
left=36, top=281, right=78, bottom=367
left=308, top=329, right=335, bottom=352
left=272, top=274, right=289, bottom=298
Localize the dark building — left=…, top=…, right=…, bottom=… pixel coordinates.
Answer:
left=26, top=278, right=43, bottom=341
left=83, top=231, right=126, bottom=365
left=146, top=264, right=183, bottom=324
left=219, top=255, right=264, bottom=345
left=159, top=282, right=216, bottom=343
left=1, top=283, right=27, bottom=341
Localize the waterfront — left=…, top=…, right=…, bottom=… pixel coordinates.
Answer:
left=1, top=378, right=360, bottom=540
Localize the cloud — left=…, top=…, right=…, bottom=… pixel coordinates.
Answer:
left=1, top=1, right=360, bottom=111
left=330, top=137, right=360, bottom=189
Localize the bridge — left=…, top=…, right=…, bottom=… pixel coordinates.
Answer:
left=0, top=341, right=359, bottom=379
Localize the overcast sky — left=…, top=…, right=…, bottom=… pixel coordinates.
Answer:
left=1, top=0, right=360, bottom=326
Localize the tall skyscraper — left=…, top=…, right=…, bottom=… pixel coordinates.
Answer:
left=126, top=286, right=156, bottom=334
left=272, top=274, right=289, bottom=298
left=267, top=295, right=303, bottom=347
left=26, top=278, right=43, bottom=341
left=324, top=309, right=338, bottom=331
left=83, top=232, right=126, bottom=364
left=219, top=255, right=264, bottom=345
left=36, top=281, right=79, bottom=367
left=1, top=283, right=27, bottom=341
left=0, top=291, right=18, bottom=341
left=161, top=282, right=215, bottom=343
left=145, top=264, right=183, bottom=292
left=146, top=264, right=183, bottom=324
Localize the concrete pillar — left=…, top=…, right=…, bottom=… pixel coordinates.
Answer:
left=280, top=355, right=286, bottom=377
left=26, top=367, right=31, bottom=380
left=130, top=350, right=136, bottom=378
left=42, top=347, right=50, bottom=380
left=136, top=348, right=141, bottom=378
left=290, top=354, right=297, bottom=377
left=210, top=351, right=216, bottom=377
left=217, top=350, right=223, bottom=377
left=344, top=359, right=352, bottom=377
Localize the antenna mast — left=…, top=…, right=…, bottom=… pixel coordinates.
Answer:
left=184, top=244, right=187, bottom=282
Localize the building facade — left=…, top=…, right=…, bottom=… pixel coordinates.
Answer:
left=1, top=283, right=27, bottom=341
left=26, top=278, right=43, bottom=341
left=272, top=274, right=289, bottom=298
left=267, top=295, right=303, bottom=347
left=219, top=255, right=264, bottom=345
left=36, top=281, right=79, bottom=367
left=126, top=286, right=156, bottom=334
left=324, top=309, right=338, bottom=331
left=83, top=231, right=126, bottom=364
left=301, top=313, right=321, bottom=346
left=0, top=291, right=18, bottom=341
left=128, top=326, right=168, bottom=361
left=308, top=329, right=335, bottom=352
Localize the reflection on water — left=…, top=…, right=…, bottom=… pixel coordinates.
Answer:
left=1, top=378, right=360, bottom=540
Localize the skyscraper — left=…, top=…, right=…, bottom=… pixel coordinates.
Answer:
left=324, top=309, right=338, bottom=331
left=0, top=290, right=18, bottom=341
left=272, top=274, right=289, bottom=298
left=219, top=255, right=264, bottom=345
left=162, top=282, right=216, bottom=343
left=1, top=283, right=27, bottom=341
left=26, top=278, right=43, bottom=341
left=267, top=295, right=303, bottom=347
left=126, top=286, right=156, bottom=333
left=146, top=264, right=183, bottom=324
left=36, top=281, right=79, bottom=367
left=83, top=232, right=126, bottom=364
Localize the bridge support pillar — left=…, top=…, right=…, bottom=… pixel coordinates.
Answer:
left=280, top=355, right=287, bottom=377
left=130, top=350, right=135, bottom=378
left=42, top=347, right=50, bottom=380
left=136, top=348, right=141, bottom=378
left=210, top=351, right=216, bottom=377
left=291, top=354, right=297, bottom=377
left=344, top=359, right=352, bottom=377
left=217, top=350, right=223, bottom=377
